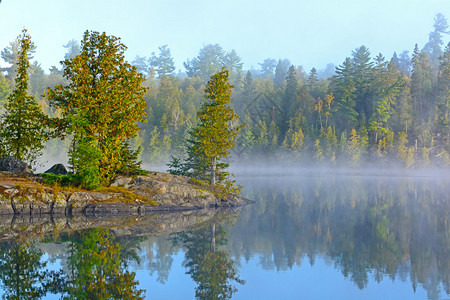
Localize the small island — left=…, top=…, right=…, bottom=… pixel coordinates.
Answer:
left=0, top=168, right=251, bottom=217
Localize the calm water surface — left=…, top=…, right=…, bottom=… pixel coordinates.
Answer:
left=0, top=172, right=449, bottom=299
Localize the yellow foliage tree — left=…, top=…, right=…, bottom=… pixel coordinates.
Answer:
left=46, top=31, right=147, bottom=185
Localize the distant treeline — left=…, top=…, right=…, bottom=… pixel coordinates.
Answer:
left=1, top=13, right=449, bottom=168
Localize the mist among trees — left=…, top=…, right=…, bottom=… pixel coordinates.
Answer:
left=1, top=13, right=450, bottom=170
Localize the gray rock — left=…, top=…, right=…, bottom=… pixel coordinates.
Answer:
left=112, top=173, right=250, bottom=208
left=44, top=163, right=68, bottom=175
left=0, top=156, right=31, bottom=174
left=110, top=176, right=133, bottom=187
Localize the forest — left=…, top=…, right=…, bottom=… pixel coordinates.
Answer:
left=0, top=13, right=449, bottom=170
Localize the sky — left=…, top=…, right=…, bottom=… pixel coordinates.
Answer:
left=0, top=0, right=449, bottom=73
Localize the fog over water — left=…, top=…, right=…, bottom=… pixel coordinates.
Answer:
left=2, top=170, right=447, bottom=299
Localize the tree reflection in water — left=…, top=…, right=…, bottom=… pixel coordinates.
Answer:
left=0, top=240, right=64, bottom=299
left=230, top=175, right=450, bottom=299
left=172, top=222, right=245, bottom=299
left=63, top=228, right=144, bottom=299
left=0, top=228, right=144, bottom=299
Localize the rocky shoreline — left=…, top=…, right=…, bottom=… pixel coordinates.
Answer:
left=0, top=171, right=253, bottom=217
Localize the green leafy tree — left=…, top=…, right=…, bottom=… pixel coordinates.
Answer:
left=258, top=58, right=277, bottom=79
left=313, top=139, right=324, bottom=162
left=423, top=13, right=449, bottom=69
left=436, top=42, right=450, bottom=150
left=238, top=126, right=255, bottom=159
left=184, top=44, right=226, bottom=81
left=149, top=44, right=176, bottom=77
left=233, top=71, right=254, bottom=117
left=323, top=126, right=338, bottom=161
left=46, top=31, right=147, bottom=185
left=274, top=59, right=291, bottom=89
left=351, top=45, right=374, bottom=117
left=131, top=55, right=152, bottom=77
left=148, top=127, right=171, bottom=163
left=268, top=120, right=280, bottom=152
left=289, top=127, right=305, bottom=158
left=411, top=44, right=433, bottom=123
left=29, top=61, right=46, bottom=96
left=369, top=59, right=403, bottom=143
left=224, top=49, right=243, bottom=74
left=282, top=65, right=298, bottom=134
left=70, top=135, right=101, bottom=189
left=188, top=68, right=243, bottom=185
left=397, top=50, right=412, bottom=75
left=0, top=29, right=49, bottom=166
left=347, top=129, right=362, bottom=166
left=332, top=58, right=358, bottom=130
left=396, top=132, right=415, bottom=167
left=255, top=120, right=269, bottom=153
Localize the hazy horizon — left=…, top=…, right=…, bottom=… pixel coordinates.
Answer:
left=1, top=0, right=449, bottom=73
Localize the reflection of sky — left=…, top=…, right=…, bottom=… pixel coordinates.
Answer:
left=135, top=250, right=196, bottom=299
left=234, top=256, right=429, bottom=300
left=130, top=248, right=439, bottom=300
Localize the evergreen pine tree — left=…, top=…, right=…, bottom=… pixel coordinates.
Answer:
left=186, top=68, right=243, bottom=186
left=0, top=29, right=49, bottom=166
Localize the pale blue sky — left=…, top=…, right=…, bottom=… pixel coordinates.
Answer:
left=0, top=0, right=449, bottom=73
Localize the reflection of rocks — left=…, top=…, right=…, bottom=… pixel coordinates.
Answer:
left=0, top=208, right=241, bottom=241
left=0, top=171, right=252, bottom=216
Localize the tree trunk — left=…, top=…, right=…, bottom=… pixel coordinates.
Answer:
left=210, top=156, right=216, bottom=185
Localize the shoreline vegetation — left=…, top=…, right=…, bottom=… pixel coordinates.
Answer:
left=0, top=170, right=253, bottom=217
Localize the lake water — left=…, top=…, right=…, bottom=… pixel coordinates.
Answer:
left=0, top=171, right=449, bottom=299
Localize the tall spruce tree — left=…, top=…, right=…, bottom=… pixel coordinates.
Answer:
left=283, top=65, right=298, bottom=135
left=187, top=68, right=243, bottom=186
left=411, top=44, right=433, bottom=124
left=149, top=45, right=176, bottom=77
left=274, top=59, right=291, bottom=89
left=351, top=45, right=374, bottom=118
left=0, top=29, right=48, bottom=165
left=436, top=42, right=450, bottom=148
left=332, top=57, right=358, bottom=130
